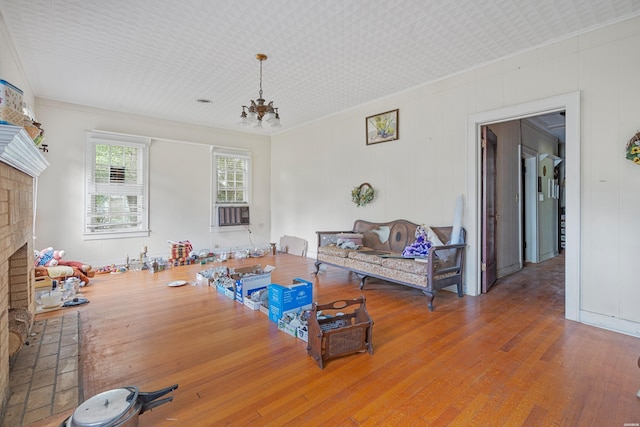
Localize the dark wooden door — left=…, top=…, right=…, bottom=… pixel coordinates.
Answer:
left=482, top=126, right=498, bottom=293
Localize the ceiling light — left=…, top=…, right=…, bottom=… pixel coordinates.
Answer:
left=239, top=54, right=281, bottom=128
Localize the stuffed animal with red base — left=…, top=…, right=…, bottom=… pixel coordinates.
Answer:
left=56, top=260, right=95, bottom=278
left=34, top=248, right=95, bottom=283
left=35, top=265, right=91, bottom=286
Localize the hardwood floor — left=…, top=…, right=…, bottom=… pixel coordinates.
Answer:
left=28, top=254, right=640, bottom=426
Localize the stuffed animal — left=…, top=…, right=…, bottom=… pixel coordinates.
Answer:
left=34, top=247, right=64, bottom=267
left=34, top=248, right=52, bottom=266
left=35, top=265, right=90, bottom=286
left=34, top=248, right=95, bottom=278
left=402, top=225, right=433, bottom=258
left=57, top=260, right=94, bottom=277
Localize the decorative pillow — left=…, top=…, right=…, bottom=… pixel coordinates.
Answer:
left=337, top=232, right=364, bottom=248
left=426, top=226, right=452, bottom=262
left=46, top=266, right=75, bottom=278
left=425, top=227, right=444, bottom=247
left=371, top=226, right=390, bottom=243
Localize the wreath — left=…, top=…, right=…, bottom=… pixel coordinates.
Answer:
left=352, top=183, right=374, bottom=207
left=626, top=131, right=640, bottom=165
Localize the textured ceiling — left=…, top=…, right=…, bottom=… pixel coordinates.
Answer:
left=1, top=0, right=639, bottom=136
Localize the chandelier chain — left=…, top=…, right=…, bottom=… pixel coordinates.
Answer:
left=259, top=58, right=263, bottom=99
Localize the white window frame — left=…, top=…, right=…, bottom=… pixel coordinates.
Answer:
left=84, top=131, right=150, bottom=240
left=211, top=147, right=251, bottom=231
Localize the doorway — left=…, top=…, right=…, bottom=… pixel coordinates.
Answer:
left=466, top=92, right=581, bottom=321
left=480, top=119, right=563, bottom=293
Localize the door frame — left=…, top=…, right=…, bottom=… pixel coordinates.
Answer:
left=466, top=92, right=581, bottom=321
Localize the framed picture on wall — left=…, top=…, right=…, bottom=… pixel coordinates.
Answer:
left=366, top=109, right=399, bottom=145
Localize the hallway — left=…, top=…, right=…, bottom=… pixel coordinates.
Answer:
left=490, top=253, right=565, bottom=311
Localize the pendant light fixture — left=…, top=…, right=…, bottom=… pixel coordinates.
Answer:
left=239, top=53, right=281, bottom=128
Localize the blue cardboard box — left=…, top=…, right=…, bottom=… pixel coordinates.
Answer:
left=268, top=279, right=313, bottom=323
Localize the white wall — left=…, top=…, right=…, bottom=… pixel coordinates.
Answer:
left=0, top=16, right=33, bottom=109
left=271, top=92, right=466, bottom=254
left=33, top=99, right=271, bottom=266
left=271, top=16, right=640, bottom=335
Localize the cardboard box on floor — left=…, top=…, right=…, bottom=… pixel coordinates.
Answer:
left=268, top=278, right=313, bottom=323
left=196, top=266, right=229, bottom=287
left=243, top=287, right=268, bottom=310
left=232, top=265, right=274, bottom=302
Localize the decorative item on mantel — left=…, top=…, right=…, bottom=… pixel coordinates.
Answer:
left=625, top=131, right=640, bottom=165
left=0, top=79, right=48, bottom=152
left=351, top=183, right=374, bottom=207
left=0, top=79, right=24, bottom=126
left=22, top=101, right=47, bottom=152
left=25, top=120, right=46, bottom=152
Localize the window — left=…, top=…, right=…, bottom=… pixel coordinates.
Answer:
left=215, top=151, right=250, bottom=203
left=212, top=149, right=251, bottom=228
left=84, top=131, right=150, bottom=239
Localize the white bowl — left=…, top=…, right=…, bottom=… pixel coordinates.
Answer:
left=40, top=292, right=63, bottom=308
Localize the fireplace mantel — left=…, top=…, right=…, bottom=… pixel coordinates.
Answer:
left=0, top=125, right=48, bottom=177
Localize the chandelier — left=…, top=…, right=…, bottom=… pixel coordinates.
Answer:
left=239, top=53, right=281, bottom=128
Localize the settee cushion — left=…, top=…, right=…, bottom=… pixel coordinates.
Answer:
left=318, top=245, right=350, bottom=258
left=319, top=245, right=375, bottom=258
left=350, top=251, right=430, bottom=274
left=348, top=250, right=385, bottom=265
left=380, top=257, right=429, bottom=275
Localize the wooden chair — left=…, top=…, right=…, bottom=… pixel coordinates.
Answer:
left=279, top=235, right=308, bottom=257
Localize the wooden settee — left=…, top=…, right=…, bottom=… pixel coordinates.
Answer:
left=314, top=219, right=465, bottom=311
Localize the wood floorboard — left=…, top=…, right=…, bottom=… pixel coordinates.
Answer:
left=25, top=253, right=640, bottom=426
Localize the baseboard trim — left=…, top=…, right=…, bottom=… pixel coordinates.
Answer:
left=579, top=310, right=640, bottom=338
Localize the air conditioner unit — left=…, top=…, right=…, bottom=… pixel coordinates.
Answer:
left=218, top=206, right=250, bottom=226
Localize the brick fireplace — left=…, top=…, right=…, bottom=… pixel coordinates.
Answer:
left=0, top=125, right=48, bottom=414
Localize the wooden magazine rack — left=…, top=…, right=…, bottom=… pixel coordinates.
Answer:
left=307, top=296, right=373, bottom=369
